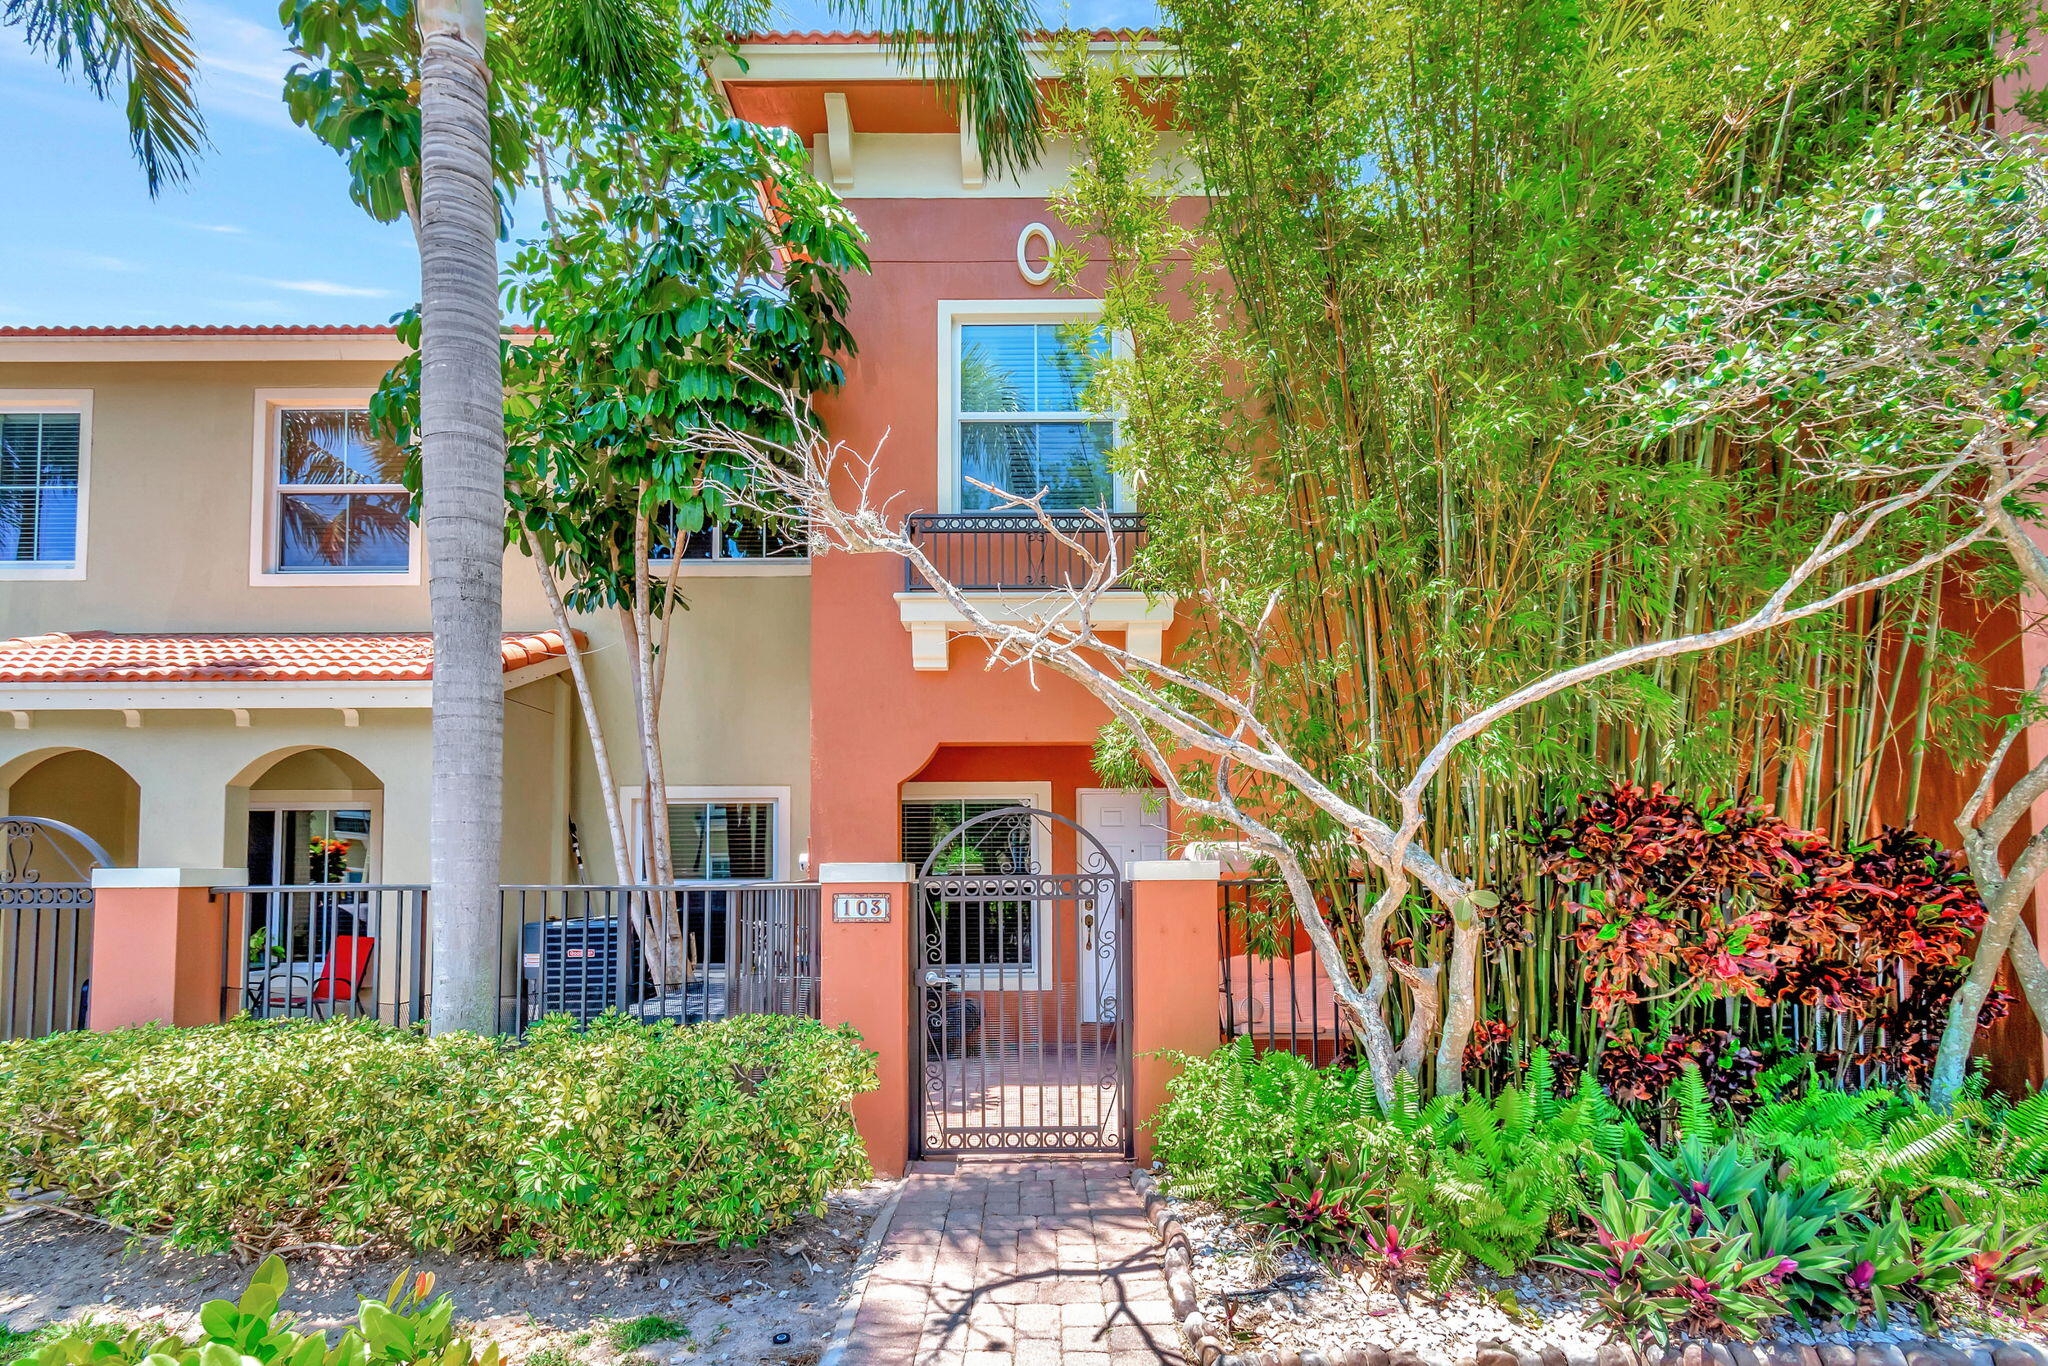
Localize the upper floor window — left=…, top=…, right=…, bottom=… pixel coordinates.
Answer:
left=666, top=512, right=808, bottom=566
left=0, top=406, right=84, bottom=576
left=251, top=393, right=417, bottom=585
left=273, top=408, right=410, bottom=573
left=953, top=318, right=1118, bottom=511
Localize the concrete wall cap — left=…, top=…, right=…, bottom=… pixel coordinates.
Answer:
left=1130, top=859, right=1221, bottom=882
left=91, top=867, right=245, bottom=889
left=819, top=862, right=916, bottom=883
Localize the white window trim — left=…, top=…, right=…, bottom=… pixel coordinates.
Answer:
left=246, top=792, right=385, bottom=883
left=902, top=780, right=1053, bottom=987
left=623, top=784, right=793, bottom=883
left=934, top=299, right=1130, bottom=515
left=0, top=389, right=91, bottom=582
left=645, top=523, right=811, bottom=577
left=249, top=389, right=421, bottom=587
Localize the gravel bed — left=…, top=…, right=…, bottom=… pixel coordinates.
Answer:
left=0, top=1184, right=893, bottom=1366
left=1159, top=1186, right=2048, bottom=1366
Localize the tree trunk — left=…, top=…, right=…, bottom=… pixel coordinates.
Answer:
left=417, top=0, right=505, bottom=1036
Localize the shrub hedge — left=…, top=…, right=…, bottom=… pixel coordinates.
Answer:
left=0, top=1013, right=876, bottom=1257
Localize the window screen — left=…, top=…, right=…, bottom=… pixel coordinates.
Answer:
left=0, top=411, right=80, bottom=565
left=667, top=801, right=775, bottom=880
left=956, top=322, right=1114, bottom=511
left=902, top=799, right=1038, bottom=968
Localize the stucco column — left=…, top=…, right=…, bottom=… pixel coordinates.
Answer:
left=818, top=863, right=914, bottom=1178
left=87, top=868, right=242, bottom=1030
left=1128, top=859, right=1222, bottom=1165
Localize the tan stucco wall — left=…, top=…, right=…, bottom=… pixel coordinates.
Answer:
left=2, top=748, right=139, bottom=872
left=0, top=355, right=813, bottom=883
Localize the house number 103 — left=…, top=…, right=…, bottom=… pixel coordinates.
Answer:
left=832, top=892, right=891, bottom=923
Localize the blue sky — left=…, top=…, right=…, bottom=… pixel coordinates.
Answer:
left=0, top=0, right=1155, bottom=328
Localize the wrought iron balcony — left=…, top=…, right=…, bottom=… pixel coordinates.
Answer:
left=901, top=512, right=1148, bottom=593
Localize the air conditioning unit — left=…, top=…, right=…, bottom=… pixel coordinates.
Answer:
left=520, top=916, right=622, bottom=1024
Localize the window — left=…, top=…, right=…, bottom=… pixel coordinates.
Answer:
left=668, top=514, right=807, bottom=564
left=0, top=402, right=85, bottom=575
left=902, top=796, right=1048, bottom=971
left=268, top=406, right=411, bottom=574
left=666, top=799, right=777, bottom=880
left=244, top=804, right=378, bottom=960
left=954, top=320, right=1116, bottom=511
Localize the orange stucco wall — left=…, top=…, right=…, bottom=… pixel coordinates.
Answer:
left=1130, top=870, right=1225, bottom=1164
left=806, top=197, right=1189, bottom=867
left=816, top=872, right=914, bottom=1176
left=87, top=882, right=228, bottom=1031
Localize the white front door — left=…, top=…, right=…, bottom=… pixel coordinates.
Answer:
left=1077, top=788, right=1168, bottom=1023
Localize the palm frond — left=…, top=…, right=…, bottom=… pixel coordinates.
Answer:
left=833, top=0, right=1046, bottom=177
left=6, top=0, right=207, bottom=192
left=507, top=0, right=685, bottom=115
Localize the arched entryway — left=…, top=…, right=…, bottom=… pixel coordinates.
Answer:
left=912, top=805, right=1131, bottom=1156
left=228, top=747, right=399, bottom=1022
left=1, top=747, right=140, bottom=873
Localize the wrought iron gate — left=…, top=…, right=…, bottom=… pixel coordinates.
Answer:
left=1, top=817, right=109, bottom=1040
left=913, top=806, right=1131, bottom=1155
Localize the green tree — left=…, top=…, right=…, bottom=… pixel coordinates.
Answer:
left=1023, top=7, right=2035, bottom=1097
left=373, top=111, right=867, bottom=976
left=283, top=0, right=1048, bottom=1033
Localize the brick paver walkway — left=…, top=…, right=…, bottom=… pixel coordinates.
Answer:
left=839, top=1157, right=1187, bottom=1365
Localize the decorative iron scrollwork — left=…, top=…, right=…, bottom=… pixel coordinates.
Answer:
left=913, top=805, right=1132, bottom=1157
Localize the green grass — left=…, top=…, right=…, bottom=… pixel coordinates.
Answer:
left=606, top=1317, right=692, bottom=1353
left=0, top=1321, right=66, bottom=1360
left=526, top=1349, right=577, bottom=1366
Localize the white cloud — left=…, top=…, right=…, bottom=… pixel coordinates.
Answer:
left=183, top=221, right=250, bottom=235
left=183, top=0, right=301, bottom=131
left=44, top=249, right=142, bottom=273
left=246, top=277, right=390, bottom=298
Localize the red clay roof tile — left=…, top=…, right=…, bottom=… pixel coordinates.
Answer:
left=0, top=631, right=579, bottom=685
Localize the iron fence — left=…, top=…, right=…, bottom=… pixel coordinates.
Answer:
left=0, top=884, right=92, bottom=1041
left=1217, top=879, right=1351, bottom=1065
left=215, top=882, right=821, bottom=1036
left=902, top=512, right=1148, bottom=592
left=218, top=885, right=431, bottom=1027
left=499, top=883, right=820, bottom=1033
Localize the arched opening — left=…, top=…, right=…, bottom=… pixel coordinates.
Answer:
left=2, top=748, right=140, bottom=874
left=236, top=746, right=383, bottom=886
left=0, top=749, right=134, bottom=1039
left=228, top=747, right=396, bottom=1024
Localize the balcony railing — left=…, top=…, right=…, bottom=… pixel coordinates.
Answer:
left=902, top=512, right=1148, bottom=592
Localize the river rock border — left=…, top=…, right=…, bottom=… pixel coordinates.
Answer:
left=1131, top=1170, right=2048, bottom=1366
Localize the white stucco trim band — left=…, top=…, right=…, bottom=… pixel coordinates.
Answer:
left=894, top=590, right=1176, bottom=672
left=91, top=866, right=245, bottom=889
left=0, top=658, right=569, bottom=714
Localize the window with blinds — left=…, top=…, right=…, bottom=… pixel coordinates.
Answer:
left=955, top=322, right=1115, bottom=511
left=902, top=799, right=1038, bottom=968
left=667, top=800, right=775, bottom=880
left=0, top=411, right=81, bottom=566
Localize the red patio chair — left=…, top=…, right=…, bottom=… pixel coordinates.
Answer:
left=263, top=934, right=375, bottom=1019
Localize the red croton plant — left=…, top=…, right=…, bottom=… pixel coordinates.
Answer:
left=1520, top=783, right=2011, bottom=1098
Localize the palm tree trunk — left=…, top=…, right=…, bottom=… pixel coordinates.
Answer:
left=417, top=0, right=505, bottom=1036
